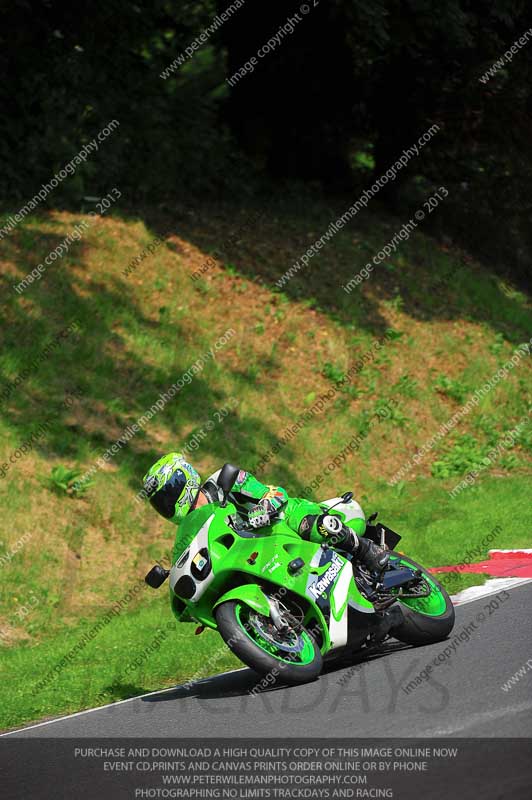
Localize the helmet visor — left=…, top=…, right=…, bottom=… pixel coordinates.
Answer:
left=148, top=469, right=187, bottom=519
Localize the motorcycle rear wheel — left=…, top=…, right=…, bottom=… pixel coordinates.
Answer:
left=388, top=553, right=455, bottom=645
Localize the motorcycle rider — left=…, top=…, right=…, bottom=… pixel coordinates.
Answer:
left=142, top=452, right=389, bottom=575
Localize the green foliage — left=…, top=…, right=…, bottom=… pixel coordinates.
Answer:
left=0, top=1, right=249, bottom=204
left=392, top=374, right=418, bottom=398
left=323, top=362, right=345, bottom=383
left=0, top=189, right=530, bottom=735
left=322, top=361, right=364, bottom=399
left=498, top=452, right=520, bottom=470
left=435, top=374, right=469, bottom=404
left=193, top=281, right=210, bottom=296
left=431, top=435, right=489, bottom=478
left=515, top=421, right=532, bottom=453
left=373, top=399, right=409, bottom=428
left=48, top=466, right=92, bottom=497
left=1, top=1, right=530, bottom=284
left=383, top=293, right=404, bottom=313
left=489, top=332, right=506, bottom=356
left=385, top=329, right=404, bottom=341
left=3, top=474, right=532, bottom=732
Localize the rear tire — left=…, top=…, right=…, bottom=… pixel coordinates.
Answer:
left=215, top=600, right=323, bottom=685
left=389, top=553, right=455, bottom=645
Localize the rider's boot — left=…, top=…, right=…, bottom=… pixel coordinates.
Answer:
left=355, top=535, right=390, bottom=574
left=318, top=515, right=390, bottom=575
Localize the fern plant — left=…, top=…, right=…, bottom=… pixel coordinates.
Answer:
left=48, top=465, right=93, bottom=497
left=435, top=374, right=469, bottom=404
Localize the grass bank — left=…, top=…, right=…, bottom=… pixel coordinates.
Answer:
left=0, top=196, right=530, bottom=731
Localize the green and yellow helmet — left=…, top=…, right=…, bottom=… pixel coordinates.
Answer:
left=142, top=452, right=201, bottom=523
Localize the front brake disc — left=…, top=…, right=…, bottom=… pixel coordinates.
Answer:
left=249, top=612, right=303, bottom=654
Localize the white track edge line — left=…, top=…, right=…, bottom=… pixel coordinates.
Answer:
left=2, top=580, right=532, bottom=738
left=451, top=576, right=532, bottom=606
left=0, top=668, right=249, bottom=738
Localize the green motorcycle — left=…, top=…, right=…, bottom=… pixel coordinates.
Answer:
left=145, top=464, right=455, bottom=685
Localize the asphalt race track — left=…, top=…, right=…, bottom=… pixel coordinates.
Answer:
left=4, top=582, right=532, bottom=739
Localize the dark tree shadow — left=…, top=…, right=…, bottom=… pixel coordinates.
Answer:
left=0, top=216, right=316, bottom=502
left=127, top=190, right=531, bottom=347
left=140, top=640, right=413, bottom=705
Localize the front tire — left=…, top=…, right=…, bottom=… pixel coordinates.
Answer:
left=215, top=600, right=323, bottom=685
left=389, top=553, right=455, bottom=645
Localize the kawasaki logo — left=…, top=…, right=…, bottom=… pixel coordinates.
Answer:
left=309, top=553, right=344, bottom=598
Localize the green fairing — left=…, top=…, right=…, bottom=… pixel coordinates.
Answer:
left=171, top=504, right=216, bottom=564
left=172, top=466, right=366, bottom=549
left=162, top=472, right=452, bottom=676
left=168, top=500, right=374, bottom=653
left=214, top=584, right=271, bottom=617
left=283, top=496, right=366, bottom=543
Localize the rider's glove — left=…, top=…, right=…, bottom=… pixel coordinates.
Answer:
left=248, top=504, right=271, bottom=529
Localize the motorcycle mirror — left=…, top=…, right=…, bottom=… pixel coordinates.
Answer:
left=341, top=491, right=353, bottom=504
left=218, top=463, right=240, bottom=506
left=145, top=564, right=170, bottom=589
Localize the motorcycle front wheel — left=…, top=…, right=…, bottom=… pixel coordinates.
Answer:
left=215, top=598, right=323, bottom=685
